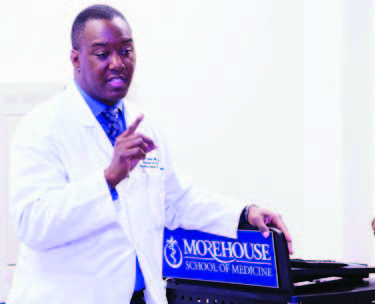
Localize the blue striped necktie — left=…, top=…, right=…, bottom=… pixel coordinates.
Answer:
left=102, top=107, right=121, bottom=145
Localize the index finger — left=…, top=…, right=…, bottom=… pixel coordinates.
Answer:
left=121, top=114, right=144, bottom=137
left=251, top=216, right=270, bottom=239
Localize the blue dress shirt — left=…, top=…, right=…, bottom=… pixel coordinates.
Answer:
left=75, top=81, right=146, bottom=292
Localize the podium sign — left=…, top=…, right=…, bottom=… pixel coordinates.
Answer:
left=163, top=228, right=279, bottom=288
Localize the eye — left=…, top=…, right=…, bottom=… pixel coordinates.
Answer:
left=96, top=52, right=109, bottom=59
left=121, top=48, right=132, bottom=57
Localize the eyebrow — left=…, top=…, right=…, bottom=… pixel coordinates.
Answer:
left=91, top=38, right=133, bottom=48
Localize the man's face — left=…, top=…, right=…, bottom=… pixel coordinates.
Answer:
left=72, top=17, right=135, bottom=105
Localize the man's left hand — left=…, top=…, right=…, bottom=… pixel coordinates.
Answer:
left=247, top=205, right=293, bottom=254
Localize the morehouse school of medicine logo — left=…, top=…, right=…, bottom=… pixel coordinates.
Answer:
left=164, top=237, right=183, bottom=268
left=163, top=228, right=278, bottom=289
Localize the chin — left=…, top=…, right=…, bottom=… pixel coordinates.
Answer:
left=107, top=90, right=128, bottom=102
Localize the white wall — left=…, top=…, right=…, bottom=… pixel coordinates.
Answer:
left=302, top=0, right=345, bottom=260
left=0, top=0, right=375, bottom=300
left=303, top=0, right=375, bottom=263
left=342, top=0, right=373, bottom=264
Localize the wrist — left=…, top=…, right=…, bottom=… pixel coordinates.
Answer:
left=104, top=169, right=119, bottom=189
left=243, top=204, right=259, bottom=224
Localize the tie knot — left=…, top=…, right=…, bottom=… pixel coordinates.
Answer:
left=103, top=107, right=119, bottom=123
left=102, top=107, right=121, bottom=145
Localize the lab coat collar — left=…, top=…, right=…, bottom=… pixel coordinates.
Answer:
left=62, top=81, right=140, bottom=158
left=63, top=81, right=114, bottom=157
left=64, top=81, right=100, bottom=127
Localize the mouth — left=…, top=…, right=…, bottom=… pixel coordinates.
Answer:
left=107, top=76, right=127, bottom=88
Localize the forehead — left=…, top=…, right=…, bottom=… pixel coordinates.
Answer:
left=81, top=17, right=132, bottom=47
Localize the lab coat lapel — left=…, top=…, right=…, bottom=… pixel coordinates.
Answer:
left=63, top=82, right=114, bottom=159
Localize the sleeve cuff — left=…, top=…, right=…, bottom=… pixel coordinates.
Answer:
left=107, top=181, right=119, bottom=201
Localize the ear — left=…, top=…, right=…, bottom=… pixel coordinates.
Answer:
left=71, top=49, right=80, bottom=72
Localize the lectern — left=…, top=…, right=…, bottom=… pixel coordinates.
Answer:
left=163, top=223, right=375, bottom=304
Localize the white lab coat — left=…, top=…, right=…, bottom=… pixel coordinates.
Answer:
left=7, top=82, right=246, bottom=304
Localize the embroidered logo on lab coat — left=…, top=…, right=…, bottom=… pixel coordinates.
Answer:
left=140, top=157, right=164, bottom=170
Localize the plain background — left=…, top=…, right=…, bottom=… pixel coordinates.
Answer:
left=1, top=0, right=375, bottom=300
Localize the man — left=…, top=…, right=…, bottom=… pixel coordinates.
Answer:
left=7, top=5, right=292, bottom=304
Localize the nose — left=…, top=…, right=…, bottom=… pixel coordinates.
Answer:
left=109, top=53, right=125, bottom=71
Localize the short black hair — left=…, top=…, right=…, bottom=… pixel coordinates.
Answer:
left=71, top=4, right=127, bottom=50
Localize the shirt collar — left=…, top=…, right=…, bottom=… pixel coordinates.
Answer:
left=74, top=79, right=123, bottom=118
